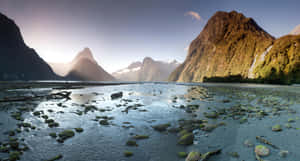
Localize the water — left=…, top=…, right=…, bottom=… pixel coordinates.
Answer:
left=0, top=82, right=299, bottom=161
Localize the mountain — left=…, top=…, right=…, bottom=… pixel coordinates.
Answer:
left=251, top=35, right=300, bottom=84
left=50, top=48, right=115, bottom=81
left=113, top=57, right=180, bottom=81
left=290, top=25, right=300, bottom=35
left=0, top=12, right=58, bottom=80
left=169, top=11, right=275, bottom=82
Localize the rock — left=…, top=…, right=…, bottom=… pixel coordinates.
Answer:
left=288, top=118, right=295, bottom=123
left=244, top=140, right=254, bottom=147
left=178, top=132, right=194, bottom=145
left=48, top=122, right=59, bottom=128
left=111, top=92, right=123, bottom=100
left=272, top=124, right=282, bottom=132
left=228, top=152, right=239, bottom=158
left=126, top=140, right=138, bottom=146
left=185, top=151, right=201, bottom=161
left=58, top=130, right=75, bottom=142
left=203, top=111, right=219, bottom=119
left=279, top=150, right=288, bottom=158
left=152, top=123, right=171, bottom=132
left=255, top=145, right=270, bottom=157
left=9, top=140, right=19, bottom=149
left=124, top=151, right=133, bottom=157
left=33, top=111, right=41, bottom=116
left=9, top=151, right=21, bottom=161
left=46, top=154, right=63, bottom=161
left=99, top=120, right=109, bottom=125
left=201, top=124, right=217, bottom=132
left=75, top=128, right=84, bottom=133
left=178, top=152, right=188, bottom=158
left=49, top=133, right=57, bottom=138
left=132, top=135, right=149, bottom=140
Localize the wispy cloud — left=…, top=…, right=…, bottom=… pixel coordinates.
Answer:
left=184, top=45, right=190, bottom=51
left=185, top=11, right=202, bottom=21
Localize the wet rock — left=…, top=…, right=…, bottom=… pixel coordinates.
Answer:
left=201, top=124, right=217, bottom=132
left=239, top=117, right=248, bottom=124
left=9, top=140, right=19, bottom=149
left=132, top=135, right=149, bottom=140
left=75, top=128, right=84, bottom=133
left=126, top=140, right=138, bottom=146
left=0, top=145, right=9, bottom=153
left=57, top=130, right=75, bottom=142
left=178, top=152, right=188, bottom=158
left=255, top=145, right=270, bottom=157
left=99, top=120, right=109, bottom=125
left=285, top=123, right=292, bottom=129
left=111, top=92, right=123, bottom=100
left=48, top=122, right=59, bottom=128
left=203, top=111, right=219, bottom=119
left=11, top=112, right=23, bottom=121
left=279, top=150, right=288, bottom=158
left=124, top=151, right=133, bottom=157
left=46, top=154, right=63, bottom=161
left=152, top=123, right=171, bottom=132
left=288, top=118, right=295, bottom=123
left=49, top=133, right=57, bottom=138
left=9, top=151, right=21, bottom=161
left=243, top=140, right=254, bottom=147
left=272, top=124, right=282, bottom=132
left=33, top=111, right=41, bottom=116
left=185, top=151, right=201, bottom=161
left=178, top=132, right=194, bottom=145
left=228, top=152, right=239, bottom=158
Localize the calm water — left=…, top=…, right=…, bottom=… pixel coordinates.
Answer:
left=0, top=83, right=299, bottom=161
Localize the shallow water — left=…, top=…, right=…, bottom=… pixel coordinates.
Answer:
left=0, top=83, right=299, bottom=161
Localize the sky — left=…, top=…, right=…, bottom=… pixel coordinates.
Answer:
left=0, top=0, right=299, bottom=73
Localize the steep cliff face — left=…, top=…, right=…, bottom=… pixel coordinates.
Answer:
left=65, top=48, right=115, bottom=81
left=113, top=57, right=180, bottom=81
left=169, top=11, right=275, bottom=82
left=252, top=35, right=300, bottom=84
left=0, top=12, right=58, bottom=80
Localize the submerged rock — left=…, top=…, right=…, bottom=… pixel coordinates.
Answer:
left=126, top=140, right=138, bottom=146
left=185, top=151, right=201, bottom=161
left=272, top=124, right=282, bottom=132
left=57, top=130, right=75, bottom=142
left=46, top=154, right=63, bottom=161
left=255, top=145, right=270, bottom=157
left=9, top=151, right=21, bottom=161
left=124, top=151, right=133, bottom=157
left=279, top=150, right=289, bottom=158
left=178, top=132, right=194, bottom=145
left=178, top=152, right=188, bottom=158
left=75, top=128, right=84, bottom=133
left=132, top=135, right=149, bottom=140
left=152, top=123, right=171, bottom=132
left=111, top=92, right=123, bottom=100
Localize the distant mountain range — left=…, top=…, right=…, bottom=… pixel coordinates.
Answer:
left=113, top=57, right=180, bottom=81
left=169, top=11, right=300, bottom=84
left=50, top=48, right=115, bottom=81
left=0, top=12, right=58, bottom=80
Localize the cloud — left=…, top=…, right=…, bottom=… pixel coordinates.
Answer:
left=184, top=45, right=190, bottom=51
left=185, top=11, right=202, bottom=21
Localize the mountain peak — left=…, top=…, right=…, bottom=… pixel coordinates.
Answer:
left=143, top=57, right=154, bottom=64
left=290, top=24, right=300, bottom=35
left=197, top=10, right=272, bottom=45
left=72, top=47, right=96, bottom=64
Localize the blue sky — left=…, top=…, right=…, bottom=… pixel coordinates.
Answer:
left=0, top=0, right=299, bottom=72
